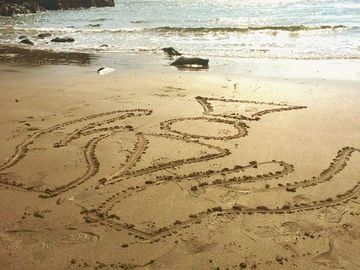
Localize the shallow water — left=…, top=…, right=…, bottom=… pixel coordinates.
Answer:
left=0, top=0, right=360, bottom=59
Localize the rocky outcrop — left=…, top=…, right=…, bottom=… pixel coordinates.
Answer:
left=0, top=0, right=45, bottom=16
left=0, top=0, right=114, bottom=16
left=39, top=0, right=59, bottom=10
left=57, top=0, right=115, bottom=10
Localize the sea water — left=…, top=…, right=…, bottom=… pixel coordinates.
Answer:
left=0, top=0, right=359, bottom=60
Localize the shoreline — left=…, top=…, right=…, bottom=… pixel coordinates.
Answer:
left=1, top=44, right=360, bottom=82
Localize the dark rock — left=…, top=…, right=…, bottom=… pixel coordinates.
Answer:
left=39, top=0, right=58, bottom=10
left=20, top=38, right=34, bottom=45
left=51, top=36, right=75, bottom=43
left=162, top=47, right=182, bottom=57
left=37, top=32, right=52, bottom=38
left=99, top=44, right=109, bottom=48
left=171, top=56, right=209, bottom=67
left=0, top=3, right=29, bottom=16
left=0, top=0, right=115, bottom=16
left=18, top=35, right=27, bottom=39
left=57, top=0, right=115, bottom=10
left=0, top=0, right=45, bottom=16
left=89, top=23, right=100, bottom=27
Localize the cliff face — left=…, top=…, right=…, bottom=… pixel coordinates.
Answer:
left=58, top=0, right=115, bottom=10
left=0, top=0, right=45, bottom=16
left=0, top=0, right=115, bottom=16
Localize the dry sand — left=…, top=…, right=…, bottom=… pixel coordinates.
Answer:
left=0, top=48, right=360, bottom=269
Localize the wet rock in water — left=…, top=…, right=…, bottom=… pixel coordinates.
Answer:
left=20, top=39, right=34, bottom=45
left=51, top=36, right=75, bottom=43
left=18, top=35, right=28, bottom=39
left=97, top=67, right=114, bottom=75
left=171, top=56, right=209, bottom=67
left=99, top=44, right=109, bottom=48
left=162, top=47, right=182, bottom=57
left=37, top=32, right=52, bottom=39
left=89, top=23, right=101, bottom=27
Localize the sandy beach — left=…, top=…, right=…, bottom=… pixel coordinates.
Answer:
left=1, top=46, right=360, bottom=269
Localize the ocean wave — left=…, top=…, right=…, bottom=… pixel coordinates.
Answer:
left=0, top=26, right=143, bottom=33
left=1, top=24, right=350, bottom=35
left=90, top=18, right=107, bottom=22
left=152, top=25, right=347, bottom=33
left=130, top=20, right=147, bottom=24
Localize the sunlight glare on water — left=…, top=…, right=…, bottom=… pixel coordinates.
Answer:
left=0, top=0, right=359, bottom=59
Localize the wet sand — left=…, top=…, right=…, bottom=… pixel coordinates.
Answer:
left=0, top=51, right=360, bottom=269
left=0, top=45, right=96, bottom=66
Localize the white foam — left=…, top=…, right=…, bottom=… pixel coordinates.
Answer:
left=97, top=67, right=114, bottom=75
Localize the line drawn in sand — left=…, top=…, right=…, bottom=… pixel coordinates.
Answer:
left=82, top=146, right=360, bottom=240
left=83, top=97, right=360, bottom=240
left=2, top=95, right=359, bottom=244
left=85, top=96, right=360, bottom=240
left=195, top=96, right=307, bottom=121
left=0, top=109, right=152, bottom=197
